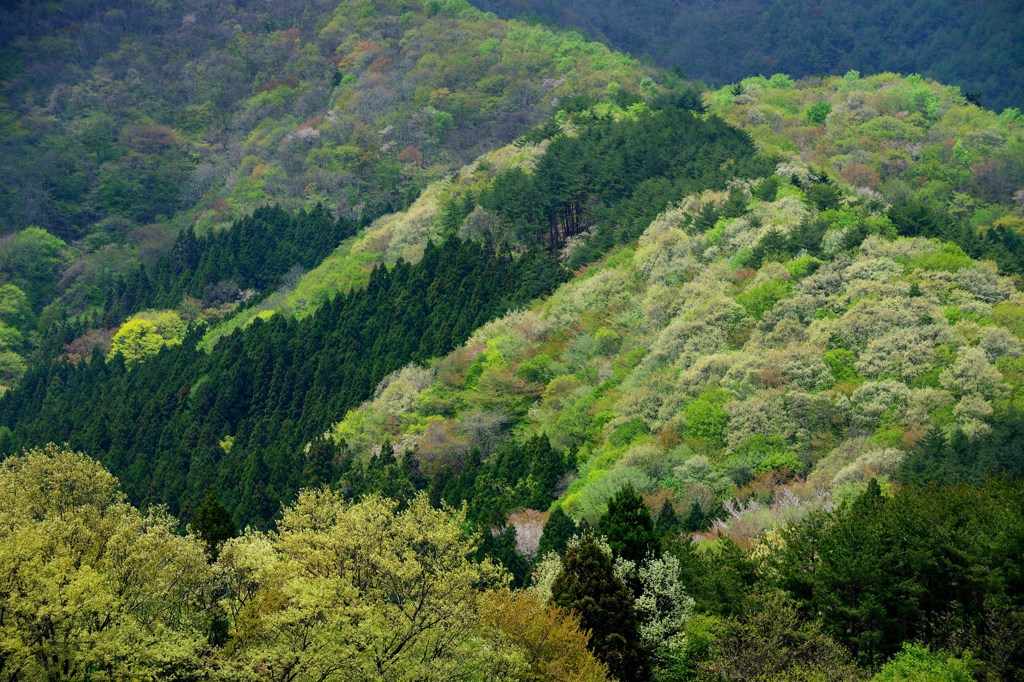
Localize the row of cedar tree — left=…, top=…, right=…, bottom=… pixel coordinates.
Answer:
left=4, top=102, right=770, bottom=528
left=0, top=103, right=1022, bottom=679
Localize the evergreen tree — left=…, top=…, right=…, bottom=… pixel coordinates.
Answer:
left=683, top=501, right=708, bottom=533
left=552, top=538, right=649, bottom=681
left=302, top=436, right=338, bottom=487
left=654, top=499, right=679, bottom=537
left=537, top=506, right=578, bottom=557
left=190, top=488, right=237, bottom=560
left=597, top=484, right=660, bottom=565
left=526, top=434, right=567, bottom=509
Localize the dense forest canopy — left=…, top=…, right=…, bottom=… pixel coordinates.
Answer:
left=0, top=0, right=657, bottom=393
left=473, top=0, right=1024, bottom=112
left=0, top=0, right=1023, bottom=680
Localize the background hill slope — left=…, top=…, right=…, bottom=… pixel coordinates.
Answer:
left=473, top=0, right=1024, bottom=112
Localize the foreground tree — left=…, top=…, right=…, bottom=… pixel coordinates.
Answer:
left=702, top=588, right=860, bottom=681
left=477, top=589, right=612, bottom=681
left=552, top=538, right=649, bottom=681
left=0, top=444, right=212, bottom=680
left=216, top=490, right=507, bottom=680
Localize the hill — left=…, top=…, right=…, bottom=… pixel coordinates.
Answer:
left=473, top=0, right=1024, bottom=112
left=0, top=0, right=658, bottom=392
left=1, top=4, right=1023, bottom=678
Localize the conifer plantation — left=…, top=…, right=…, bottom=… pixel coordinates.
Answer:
left=1, top=0, right=1023, bottom=679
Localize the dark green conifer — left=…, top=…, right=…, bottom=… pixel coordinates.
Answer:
left=655, top=498, right=679, bottom=537
left=552, top=538, right=649, bottom=681
left=537, top=505, right=578, bottom=557
left=683, top=501, right=707, bottom=533
left=597, top=484, right=660, bottom=564
left=191, top=488, right=237, bottom=560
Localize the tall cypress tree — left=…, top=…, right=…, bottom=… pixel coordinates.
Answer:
left=537, top=505, right=577, bottom=557
left=552, top=538, right=649, bottom=681
left=597, top=484, right=660, bottom=565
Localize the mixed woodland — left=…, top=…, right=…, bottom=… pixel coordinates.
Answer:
left=1, top=0, right=1023, bottom=680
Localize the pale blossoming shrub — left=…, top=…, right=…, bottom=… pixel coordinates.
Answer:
left=953, top=394, right=995, bottom=438
left=831, top=297, right=944, bottom=350
left=843, top=256, right=904, bottom=284
left=831, top=446, right=905, bottom=487
left=647, top=316, right=730, bottom=371
left=758, top=317, right=810, bottom=347
left=947, top=290, right=994, bottom=317
left=940, top=345, right=1006, bottom=400
left=544, top=267, right=632, bottom=330
left=906, top=388, right=955, bottom=425
left=979, top=326, right=1024, bottom=361
left=808, top=437, right=885, bottom=489
left=724, top=393, right=798, bottom=450
left=616, top=369, right=678, bottom=431
left=764, top=292, right=828, bottom=327
left=633, top=208, right=695, bottom=282
left=677, top=353, right=734, bottom=396
left=859, top=234, right=938, bottom=261
left=641, top=282, right=686, bottom=329
left=855, top=327, right=943, bottom=380
left=954, top=264, right=1015, bottom=303
left=799, top=254, right=852, bottom=299
left=634, top=555, right=695, bottom=667
left=618, top=443, right=693, bottom=482
left=673, top=455, right=735, bottom=499
left=849, top=380, right=911, bottom=433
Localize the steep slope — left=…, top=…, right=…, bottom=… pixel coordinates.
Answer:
left=0, top=0, right=657, bottom=391
left=327, top=74, right=1024, bottom=535
left=0, top=97, right=768, bottom=527
left=333, top=172, right=1024, bottom=532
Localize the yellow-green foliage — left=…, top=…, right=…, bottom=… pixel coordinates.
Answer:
left=331, top=177, right=1024, bottom=525
left=109, top=309, right=186, bottom=365
left=0, top=445, right=212, bottom=679
left=0, top=445, right=611, bottom=680
left=218, top=488, right=507, bottom=680
left=706, top=73, right=1024, bottom=223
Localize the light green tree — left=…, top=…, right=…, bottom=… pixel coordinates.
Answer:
left=217, top=490, right=507, bottom=681
left=109, top=309, right=186, bottom=365
left=0, top=444, right=212, bottom=681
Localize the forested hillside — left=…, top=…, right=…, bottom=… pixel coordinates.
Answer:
left=1, top=1, right=1023, bottom=680
left=0, top=98, right=767, bottom=526
left=0, top=0, right=657, bottom=392
left=473, top=0, right=1024, bottom=112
